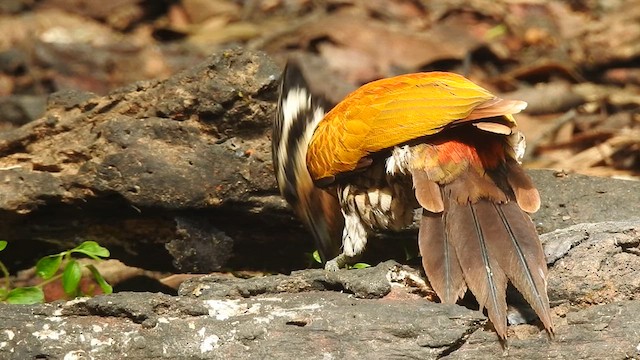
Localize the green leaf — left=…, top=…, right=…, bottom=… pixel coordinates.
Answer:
left=312, top=250, right=322, bottom=264
left=62, top=260, right=82, bottom=296
left=71, top=241, right=110, bottom=259
left=0, top=241, right=6, bottom=252
left=485, top=24, right=507, bottom=41
left=351, top=263, right=371, bottom=269
left=6, top=287, right=44, bottom=304
left=86, top=265, right=112, bottom=294
left=36, top=255, right=63, bottom=280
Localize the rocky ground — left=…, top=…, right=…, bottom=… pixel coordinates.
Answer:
left=0, top=1, right=639, bottom=359
left=0, top=219, right=639, bottom=358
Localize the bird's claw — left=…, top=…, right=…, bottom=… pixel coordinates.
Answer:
left=324, top=253, right=359, bottom=271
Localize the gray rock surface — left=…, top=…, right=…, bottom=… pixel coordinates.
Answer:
left=2, top=239, right=640, bottom=359
left=529, top=170, right=640, bottom=234
left=0, top=289, right=486, bottom=360
left=542, top=220, right=640, bottom=304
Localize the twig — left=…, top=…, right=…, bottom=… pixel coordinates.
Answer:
left=525, top=109, right=577, bottom=159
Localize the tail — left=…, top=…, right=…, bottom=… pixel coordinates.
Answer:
left=414, top=137, right=553, bottom=339
left=272, top=62, right=343, bottom=262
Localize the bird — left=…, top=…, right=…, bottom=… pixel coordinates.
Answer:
left=272, top=61, right=553, bottom=339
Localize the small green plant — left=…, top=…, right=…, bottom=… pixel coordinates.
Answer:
left=311, top=250, right=371, bottom=269
left=0, top=240, right=113, bottom=304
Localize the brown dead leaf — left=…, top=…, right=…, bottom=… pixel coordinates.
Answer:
left=573, top=83, right=640, bottom=108
left=159, top=273, right=204, bottom=289
left=504, top=82, right=585, bottom=115
left=36, top=0, right=148, bottom=30
left=188, top=18, right=261, bottom=47
left=182, top=0, right=241, bottom=25
left=555, top=130, right=639, bottom=170
left=358, top=0, right=428, bottom=26
left=296, top=12, right=487, bottom=83
left=580, top=1, right=640, bottom=66
left=604, top=68, right=640, bottom=86
left=317, top=43, right=380, bottom=84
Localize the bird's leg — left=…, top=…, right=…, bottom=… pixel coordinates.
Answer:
left=324, top=208, right=368, bottom=271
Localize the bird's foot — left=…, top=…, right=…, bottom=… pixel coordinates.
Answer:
left=324, top=253, right=360, bottom=271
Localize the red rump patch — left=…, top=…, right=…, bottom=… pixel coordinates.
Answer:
left=434, top=137, right=505, bottom=170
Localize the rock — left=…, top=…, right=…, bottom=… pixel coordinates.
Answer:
left=1, top=260, right=640, bottom=359
left=447, top=301, right=640, bottom=359
left=529, top=170, right=640, bottom=234
left=0, top=47, right=283, bottom=272
left=542, top=220, right=640, bottom=304
left=178, top=260, right=410, bottom=299
left=0, top=47, right=279, bottom=210
left=166, top=216, right=234, bottom=272
left=0, top=288, right=485, bottom=359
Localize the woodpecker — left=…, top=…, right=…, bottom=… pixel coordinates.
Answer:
left=272, top=61, right=553, bottom=339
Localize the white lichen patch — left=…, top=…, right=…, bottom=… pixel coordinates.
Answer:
left=32, top=324, right=66, bottom=341
left=119, top=331, right=138, bottom=347
left=256, top=297, right=283, bottom=302
left=200, top=334, right=220, bottom=353
left=63, top=350, right=90, bottom=360
left=253, top=316, right=271, bottom=324
left=252, top=302, right=323, bottom=324
left=197, top=327, right=220, bottom=353
left=204, top=299, right=242, bottom=320
left=0, top=330, right=15, bottom=352
left=90, top=337, right=114, bottom=347
left=46, top=316, right=64, bottom=323
left=270, top=303, right=322, bottom=318
left=204, top=300, right=261, bottom=320
left=92, top=325, right=103, bottom=333
left=64, top=297, right=89, bottom=306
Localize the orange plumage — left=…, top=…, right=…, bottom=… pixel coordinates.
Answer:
left=306, top=72, right=525, bottom=183
left=274, top=64, right=552, bottom=340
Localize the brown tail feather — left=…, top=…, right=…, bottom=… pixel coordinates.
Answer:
left=483, top=201, right=554, bottom=334
left=446, top=198, right=510, bottom=338
left=412, top=171, right=444, bottom=212
left=505, top=159, right=541, bottom=213
left=419, top=209, right=466, bottom=303
left=415, top=169, right=551, bottom=339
